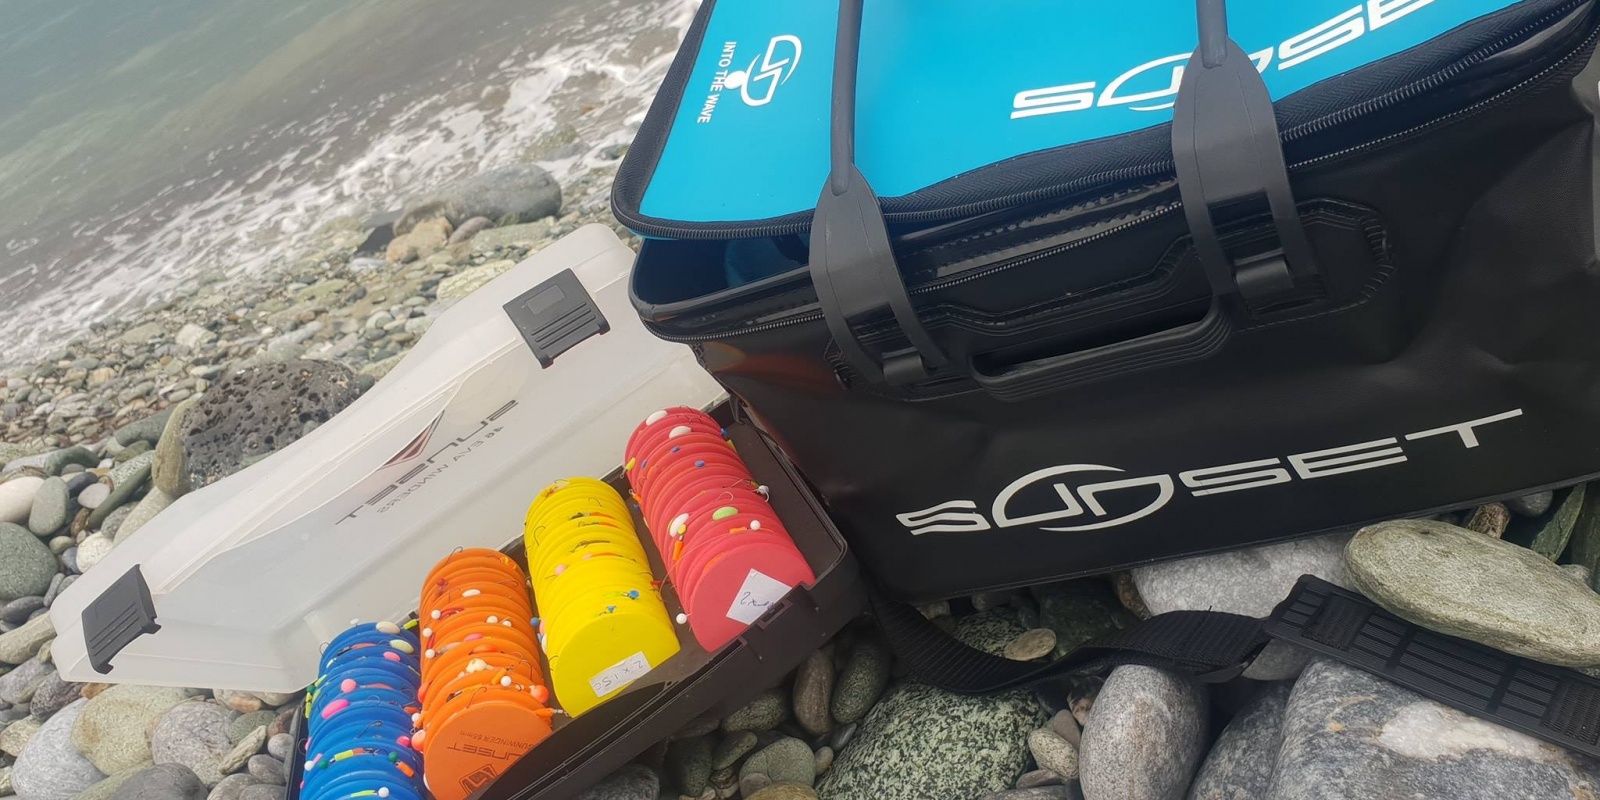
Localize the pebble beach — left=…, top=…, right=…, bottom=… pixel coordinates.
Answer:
left=3, top=3, right=1600, bottom=799
left=1, top=178, right=1599, bottom=799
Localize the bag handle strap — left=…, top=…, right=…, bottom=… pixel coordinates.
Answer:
left=875, top=575, right=1600, bottom=761
left=809, top=0, right=1324, bottom=388
left=809, top=0, right=947, bottom=387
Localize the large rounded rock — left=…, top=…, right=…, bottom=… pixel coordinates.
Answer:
left=12, top=698, right=105, bottom=800
left=107, top=763, right=206, bottom=800
left=182, top=361, right=364, bottom=489
left=395, top=165, right=561, bottom=234
left=1188, top=683, right=1291, bottom=800
left=722, top=689, right=790, bottom=733
left=27, top=478, right=70, bottom=537
left=792, top=650, right=834, bottom=737
left=1132, top=532, right=1351, bottom=680
left=0, top=476, right=43, bottom=525
left=1268, top=660, right=1600, bottom=799
left=830, top=637, right=891, bottom=726
left=1345, top=519, right=1600, bottom=666
left=0, top=523, right=56, bottom=602
left=1079, top=665, right=1208, bottom=800
left=149, top=701, right=238, bottom=786
left=817, top=613, right=1045, bottom=800
left=73, top=685, right=194, bottom=775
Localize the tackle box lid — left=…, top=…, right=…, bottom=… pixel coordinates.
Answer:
left=49, top=224, right=727, bottom=693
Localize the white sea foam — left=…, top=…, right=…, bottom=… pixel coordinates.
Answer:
left=0, top=0, right=696, bottom=365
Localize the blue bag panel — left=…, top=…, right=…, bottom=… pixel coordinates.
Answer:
left=639, top=0, right=1524, bottom=225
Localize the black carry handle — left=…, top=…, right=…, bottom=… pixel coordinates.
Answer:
left=811, top=0, right=1317, bottom=393
left=877, top=576, right=1600, bottom=759
left=810, top=0, right=947, bottom=387
left=969, top=301, right=1231, bottom=403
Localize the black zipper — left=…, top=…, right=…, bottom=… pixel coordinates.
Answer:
left=647, top=1, right=1600, bottom=343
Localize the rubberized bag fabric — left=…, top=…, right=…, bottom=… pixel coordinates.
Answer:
left=619, top=0, right=1600, bottom=602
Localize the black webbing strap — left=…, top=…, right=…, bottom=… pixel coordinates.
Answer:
left=869, top=589, right=1270, bottom=693
left=876, top=576, right=1600, bottom=759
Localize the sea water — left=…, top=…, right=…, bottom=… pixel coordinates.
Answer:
left=0, top=0, right=693, bottom=364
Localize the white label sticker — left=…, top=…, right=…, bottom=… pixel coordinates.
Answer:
left=725, top=569, right=793, bottom=625
left=589, top=652, right=651, bottom=698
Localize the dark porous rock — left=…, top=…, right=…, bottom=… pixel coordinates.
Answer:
left=712, top=731, right=759, bottom=771
left=980, top=789, right=1082, bottom=800
left=830, top=637, right=891, bottom=726
left=26, top=478, right=69, bottom=537
left=1571, top=484, right=1600, bottom=584
left=182, top=361, right=364, bottom=489
left=1033, top=580, right=1124, bottom=657
left=1346, top=519, right=1600, bottom=665
left=395, top=165, right=562, bottom=234
left=1508, top=490, right=1555, bottom=517
left=665, top=735, right=714, bottom=796
left=112, top=409, right=174, bottom=447
left=1188, top=683, right=1291, bottom=800
left=1079, top=665, right=1208, bottom=800
left=0, top=523, right=57, bottom=602
left=574, top=763, right=659, bottom=800
left=738, top=737, right=816, bottom=789
left=722, top=689, right=790, bottom=733
left=1268, top=660, right=1600, bottom=799
left=108, top=763, right=206, bottom=800
left=27, top=671, right=82, bottom=721
left=817, top=614, right=1045, bottom=800
left=792, top=650, right=834, bottom=737
left=0, top=597, right=44, bottom=625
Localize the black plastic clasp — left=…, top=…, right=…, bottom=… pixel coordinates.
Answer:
left=809, top=0, right=947, bottom=386
left=83, top=565, right=161, bottom=674
left=1172, top=0, right=1318, bottom=304
left=503, top=269, right=609, bottom=369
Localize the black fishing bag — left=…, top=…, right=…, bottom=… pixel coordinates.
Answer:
left=615, top=0, right=1600, bottom=603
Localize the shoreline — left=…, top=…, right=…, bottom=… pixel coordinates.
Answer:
left=0, top=164, right=633, bottom=457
